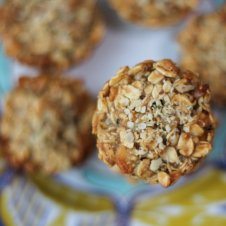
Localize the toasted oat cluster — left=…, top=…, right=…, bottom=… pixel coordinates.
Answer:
left=179, top=6, right=226, bottom=105
left=0, top=75, right=95, bottom=174
left=109, top=0, right=198, bottom=27
left=93, top=59, right=215, bottom=187
left=0, top=0, right=105, bottom=69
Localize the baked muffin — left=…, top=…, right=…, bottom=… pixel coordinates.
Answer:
left=179, top=6, right=226, bottom=105
left=108, top=0, right=198, bottom=27
left=0, top=75, right=95, bottom=174
left=92, top=59, right=216, bottom=187
left=0, top=0, right=105, bottom=70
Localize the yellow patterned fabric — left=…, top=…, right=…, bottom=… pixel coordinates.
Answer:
left=1, top=169, right=226, bottom=226
left=0, top=176, right=116, bottom=226
left=132, top=169, right=226, bottom=226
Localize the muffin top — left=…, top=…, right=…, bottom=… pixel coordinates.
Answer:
left=179, top=6, right=226, bottom=104
left=0, top=0, right=104, bottom=69
left=109, top=0, right=198, bottom=26
left=1, top=75, right=95, bottom=174
left=93, top=59, right=215, bottom=187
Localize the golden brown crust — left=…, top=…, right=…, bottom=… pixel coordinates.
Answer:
left=0, top=75, right=95, bottom=174
left=0, top=0, right=105, bottom=70
left=179, top=6, right=226, bottom=105
left=92, top=59, right=216, bottom=187
left=109, top=0, right=198, bottom=27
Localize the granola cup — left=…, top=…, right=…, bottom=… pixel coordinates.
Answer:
left=0, top=75, right=95, bottom=174
left=179, top=6, right=226, bottom=105
left=109, top=0, right=198, bottom=27
left=93, top=59, right=216, bottom=187
left=0, top=0, right=105, bottom=70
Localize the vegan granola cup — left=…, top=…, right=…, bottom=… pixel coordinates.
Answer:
left=0, top=0, right=105, bottom=70
left=0, top=75, right=95, bottom=174
left=92, top=59, right=216, bottom=187
left=179, top=6, right=226, bottom=105
left=108, top=0, right=198, bottom=27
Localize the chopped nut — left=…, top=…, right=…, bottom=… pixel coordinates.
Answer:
left=116, top=146, right=134, bottom=173
left=144, top=84, right=153, bottom=94
left=136, top=159, right=150, bottom=177
left=155, top=60, right=178, bottom=78
left=128, top=64, right=143, bottom=75
left=124, top=85, right=141, bottom=100
left=163, top=147, right=179, bottom=163
left=109, top=87, right=118, bottom=101
left=110, top=68, right=127, bottom=86
left=175, top=83, right=195, bottom=93
left=163, top=80, right=172, bottom=93
left=193, top=142, right=211, bottom=158
left=172, top=94, right=192, bottom=107
left=120, top=130, right=134, bottom=148
left=177, top=133, right=194, bottom=156
left=152, top=84, right=162, bottom=98
left=148, top=71, right=164, bottom=84
left=150, top=158, right=162, bottom=172
left=190, top=124, right=204, bottom=136
left=158, top=172, right=171, bottom=187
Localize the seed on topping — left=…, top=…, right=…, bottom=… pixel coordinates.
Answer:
left=127, top=121, right=134, bottom=129
left=124, top=108, right=130, bottom=115
left=138, top=122, right=146, bottom=130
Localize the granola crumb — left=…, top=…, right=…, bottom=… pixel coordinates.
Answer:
left=92, top=59, right=216, bottom=187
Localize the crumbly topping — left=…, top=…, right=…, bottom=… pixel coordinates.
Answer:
left=0, top=75, right=95, bottom=174
left=179, top=6, right=226, bottom=105
left=0, top=0, right=104, bottom=69
left=93, top=59, right=216, bottom=187
left=109, top=0, right=198, bottom=26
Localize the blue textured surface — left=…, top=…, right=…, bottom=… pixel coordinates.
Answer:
left=0, top=46, right=12, bottom=95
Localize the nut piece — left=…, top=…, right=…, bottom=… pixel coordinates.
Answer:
left=148, top=71, right=164, bottom=84
left=158, top=172, right=171, bottom=187
left=190, top=124, right=204, bottom=137
left=120, top=130, right=134, bottom=149
left=163, top=147, right=179, bottom=163
left=193, top=142, right=212, bottom=158
left=178, top=133, right=194, bottom=156
left=150, top=158, right=162, bottom=172
left=93, top=59, right=215, bottom=188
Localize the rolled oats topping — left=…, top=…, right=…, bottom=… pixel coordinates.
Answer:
left=109, top=0, right=198, bottom=27
left=0, top=75, right=95, bottom=174
left=179, top=6, right=226, bottom=105
left=92, top=59, right=216, bottom=187
left=0, top=0, right=105, bottom=69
